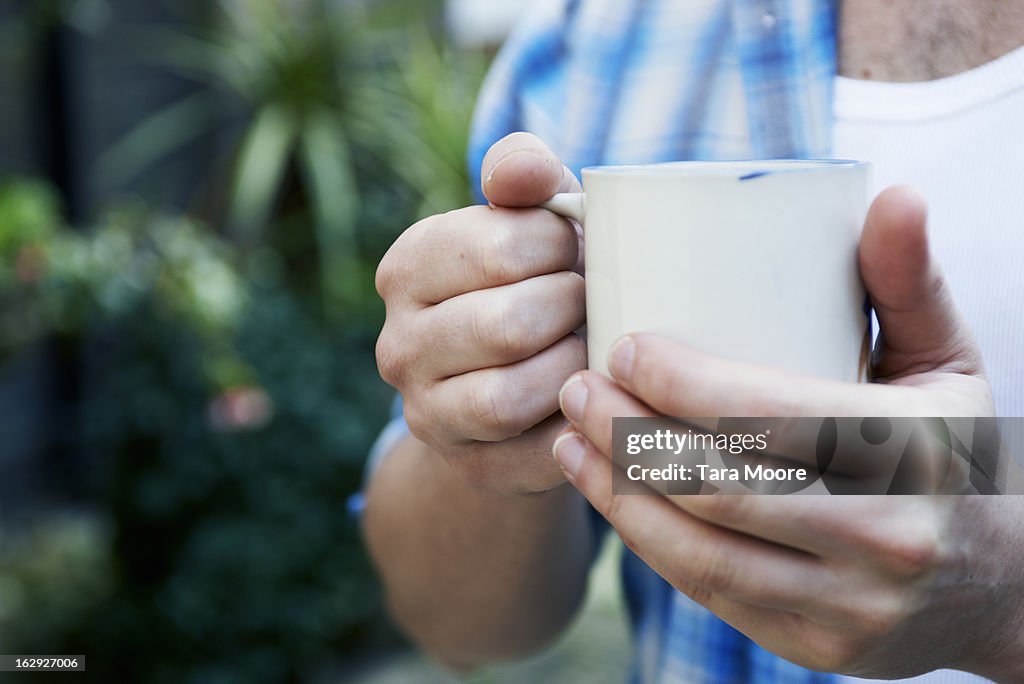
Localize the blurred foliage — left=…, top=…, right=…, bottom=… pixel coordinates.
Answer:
left=0, top=189, right=394, bottom=683
left=0, top=515, right=115, bottom=658
left=76, top=280, right=389, bottom=683
left=0, top=0, right=490, bottom=681
left=99, top=0, right=481, bottom=320
left=0, top=188, right=249, bottom=387
left=0, top=180, right=62, bottom=355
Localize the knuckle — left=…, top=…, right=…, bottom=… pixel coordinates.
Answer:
left=402, top=398, right=431, bottom=443
left=405, top=386, right=465, bottom=448
left=375, top=327, right=407, bottom=387
left=704, top=494, right=751, bottom=528
left=477, top=219, right=518, bottom=285
left=693, top=536, right=738, bottom=593
left=871, top=522, right=943, bottom=576
left=377, top=217, right=437, bottom=297
left=835, top=506, right=944, bottom=577
left=890, top=536, right=941, bottom=576
left=406, top=397, right=471, bottom=460
left=374, top=251, right=402, bottom=299
left=401, top=388, right=450, bottom=448
left=473, top=296, right=532, bottom=358
left=467, top=372, right=522, bottom=438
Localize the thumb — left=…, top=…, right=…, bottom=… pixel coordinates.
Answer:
left=859, top=186, right=984, bottom=379
left=481, top=132, right=581, bottom=207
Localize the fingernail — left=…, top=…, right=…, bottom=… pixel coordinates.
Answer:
left=609, top=336, right=636, bottom=380
left=483, top=155, right=506, bottom=185
left=484, top=148, right=544, bottom=185
left=559, top=374, right=588, bottom=422
left=553, top=432, right=585, bottom=479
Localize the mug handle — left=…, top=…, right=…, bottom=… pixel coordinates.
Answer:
left=539, top=193, right=586, bottom=223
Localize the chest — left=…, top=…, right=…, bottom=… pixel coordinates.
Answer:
left=838, top=0, right=1024, bottom=81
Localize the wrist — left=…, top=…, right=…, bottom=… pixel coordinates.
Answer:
left=955, top=498, right=1024, bottom=682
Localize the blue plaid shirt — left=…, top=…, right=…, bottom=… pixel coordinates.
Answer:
left=466, top=1, right=839, bottom=683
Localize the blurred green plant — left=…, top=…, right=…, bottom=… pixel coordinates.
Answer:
left=99, top=0, right=483, bottom=322
left=0, top=179, right=62, bottom=356
left=0, top=180, right=250, bottom=388
left=0, top=514, right=115, bottom=655
left=99, top=0, right=371, bottom=321
left=377, top=24, right=486, bottom=218
left=0, top=191, right=391, bottom=682
left=0, top=0, right=490, bottom=680
left=75, top=279, right=389, bottom=683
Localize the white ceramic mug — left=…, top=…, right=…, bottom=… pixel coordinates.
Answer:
left=541, top=160, right=872, bottom=381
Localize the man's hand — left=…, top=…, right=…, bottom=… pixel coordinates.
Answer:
left=552, top=187, right=1024, bottom=678
left=376, top=132, right=585, bottom=493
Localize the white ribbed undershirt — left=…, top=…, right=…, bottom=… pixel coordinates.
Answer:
left=833, top=45, right=1024, bottom=420
left=833, top=44, right=1024, bottom=684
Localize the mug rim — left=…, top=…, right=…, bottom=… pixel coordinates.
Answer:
left=582, top=159, right=868, bottom=180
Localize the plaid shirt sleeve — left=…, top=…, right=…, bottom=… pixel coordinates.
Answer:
left=468, top=1, right=841, bottom=683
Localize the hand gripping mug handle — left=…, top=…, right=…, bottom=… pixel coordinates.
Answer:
left=539, top=193, right=586, bottom=223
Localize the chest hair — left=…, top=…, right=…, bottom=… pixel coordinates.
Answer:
left=839, top=0, right=1024, bottom=81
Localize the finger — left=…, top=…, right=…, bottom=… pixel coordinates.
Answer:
left=481, top=132, right=581, bottom=207
left=607, top=333, right=927, bottom=420
left=859, top=186, right=984, bottom=378
left=419, top=334, right=587, bottom=443
left=560, top=366, right=905, bottom=485
left=384, top=206, right=578, bottom=305
left=551, top=432, right=831, bottom=614
left=669, top=496, right=850, bottom=557
left=557, top=370, right=917, bottom=520
left=671, top=495, right=948, bottom=577
left=604, top=335, right=977, bottom=480
left=416, top=271, right=585, bottom=377
left=558, top=370, right=657, bottom=455
left=403, top=205, right=581, bottom=305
